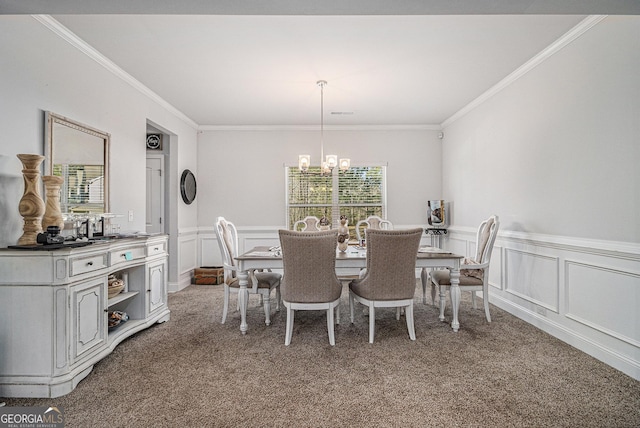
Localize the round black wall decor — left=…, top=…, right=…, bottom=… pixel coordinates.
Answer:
left=180, top=169, right=197, bottom=204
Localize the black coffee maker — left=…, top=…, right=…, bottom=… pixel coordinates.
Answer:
left=37, top=226, right=66, bottom=245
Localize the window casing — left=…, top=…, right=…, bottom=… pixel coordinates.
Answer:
left=286, top=165, right=386, bottom=238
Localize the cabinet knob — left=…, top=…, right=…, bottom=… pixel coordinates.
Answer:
left=154, top=247, right=159, bottom=251
left=87, top=261, right=93, bottom=266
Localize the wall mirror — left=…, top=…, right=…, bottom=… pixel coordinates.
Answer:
left=44, top=111, right=110, bottom=215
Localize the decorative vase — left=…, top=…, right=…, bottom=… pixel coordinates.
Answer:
left=337, top=215, right=349, bottom=252
left=17, top=154, right=46, bottom=245
left=42, top=175, right=65, bottom=231
left=319, top=216, right=331, bottom=231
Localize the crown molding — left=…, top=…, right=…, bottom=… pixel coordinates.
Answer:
left=198, top=124, right=442, bottom=132
left=442, top=15, right=607, bottom=128
left=33, top=15, right=199, bottom=130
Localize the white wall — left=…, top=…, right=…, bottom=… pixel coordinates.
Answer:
left=442, top=16, right=639, bottom=243
left=442, top=16, right=640, bottom=379
left=196, top=128, right=442, bottom=227
left=0, top=16, right=199, bottom=289
left=196, top=128, right=442, bottom=268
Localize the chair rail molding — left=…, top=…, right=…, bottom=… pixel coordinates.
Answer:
left=445, top=226, right=640, bottom=381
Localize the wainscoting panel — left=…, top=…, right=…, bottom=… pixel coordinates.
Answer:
left=178, top=234, right=198, bottom=275
left=565, top=260, right=639, bottom=347
left=446, top=226, right=640, bottom=380
left=505, top=248, right=559, bottom=312
left=199, top=232, right=221, bottom=268
left=489, top=244, right=503, bottom=290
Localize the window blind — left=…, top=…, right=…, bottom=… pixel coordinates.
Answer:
left=286, top=166, right=386, bottom=235
left=54, top=164, right=105, bottom=214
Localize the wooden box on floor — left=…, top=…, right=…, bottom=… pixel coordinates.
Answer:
left=194, top=267, right=224, bottom=285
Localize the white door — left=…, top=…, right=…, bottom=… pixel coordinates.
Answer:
left=146, top=155, right=164, bottom=234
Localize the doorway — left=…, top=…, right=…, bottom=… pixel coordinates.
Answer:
left=146, top=154, right=165, bottom=234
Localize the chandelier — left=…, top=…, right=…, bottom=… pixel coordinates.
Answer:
left=298, top=80, right=350, bottom=174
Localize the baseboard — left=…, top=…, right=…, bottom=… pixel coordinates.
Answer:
left=491, top=293, right=640, bottom=380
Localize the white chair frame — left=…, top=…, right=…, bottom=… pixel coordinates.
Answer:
left=215, top=216, right=281, bottom=325
left=349, top=294, right=415, bottom=344
left=428, top=215, right=499, bottom=322
left=355, top=215, right=393, bottom=244
left=292, top=216, right=321, bottom=231
left=284, top=300, right=341, bottom=346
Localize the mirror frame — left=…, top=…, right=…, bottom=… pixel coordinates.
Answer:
left=44, top=111, right=110, bottom=214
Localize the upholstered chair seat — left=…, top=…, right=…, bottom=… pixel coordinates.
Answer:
left=226, top=273, right=281, bottom=289
left=430, top=270, right=483, bottom=286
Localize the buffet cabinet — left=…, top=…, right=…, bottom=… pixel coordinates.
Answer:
left=0, top=235, right=170, bottom=398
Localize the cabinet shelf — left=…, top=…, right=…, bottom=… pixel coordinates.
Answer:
left=0, top=235, right=169, bottom=398
left=107, top=291, right=139, bottom=307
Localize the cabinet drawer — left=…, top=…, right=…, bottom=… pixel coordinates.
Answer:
left=70, top=254, right=107, bottom=276
left=147, top=241, right=166, bottom=257
left=109, top=246, right=146, bottom=267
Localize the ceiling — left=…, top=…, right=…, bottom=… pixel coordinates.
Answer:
left=3, top=1, right=638, bottom=128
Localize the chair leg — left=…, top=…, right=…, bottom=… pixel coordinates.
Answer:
left=421, top=268, right=428, bottom=304
left=431, top=282, right=438, bottom=306
left=396, top=307, right=401, bottom=320
left=327, top=306, right=336, bottom=346
left=368, top=303, right=375, bottom=344
left=405, top=304, right=416, bottom=341
left=285, top=306, right=294, bottom=346
left=349, top=293, right=355, bottom=323
left=275, top=287, right=281, bottom=311
left=439, top=286, right=447, bottom=322
left=336, top=304, right=340, bottom=325
left=483, top=289, right=491, bottom=322
left=471, top=291, right=477, bottom=309
left=263, top=292, right=271, bottom=326
left=221, top=285, right=230, bottom=324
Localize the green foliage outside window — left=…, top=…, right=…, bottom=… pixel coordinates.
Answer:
left=287, top=166, right=385, bottom=239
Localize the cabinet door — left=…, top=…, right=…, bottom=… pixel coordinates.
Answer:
left=70, top=277, right=106, bottom=364
left=147, top=260, right=167, bottom=315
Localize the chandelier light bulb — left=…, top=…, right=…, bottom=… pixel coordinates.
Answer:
left=339, top=158, right=351, bottom=171
left=326, top=155, right=337, bottom=169
left=299, top=155, right=310, bottom=172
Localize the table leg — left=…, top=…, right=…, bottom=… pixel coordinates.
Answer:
left=439, top=285, right=446, bottom=322
left=238, top=269, right=249, bottom=335
left=420, top=268, right=428, bottom=304
left=450, top=263, right=461, bottom=332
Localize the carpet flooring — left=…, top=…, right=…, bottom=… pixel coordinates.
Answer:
left=3, top=283, right=639, bottom=427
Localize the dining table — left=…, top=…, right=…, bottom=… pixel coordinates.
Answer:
left=234, top=245, right=464, bottom=335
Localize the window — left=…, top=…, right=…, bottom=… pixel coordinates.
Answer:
left=54, top=164, right=105, bottom=214
left=286, top=166, right=386, bottom=237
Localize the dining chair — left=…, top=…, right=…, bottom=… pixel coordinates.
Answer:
left=215, top=216, right=281, bottom=325
left=349, top=228, right=423, bottom=343
left=292, top=216, right=321, bottom=232
left=278, top=229, right=343, bottom=346
left=429, top=215, right=500, bottom=322
left=355, top=215, right=393, bottom=245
